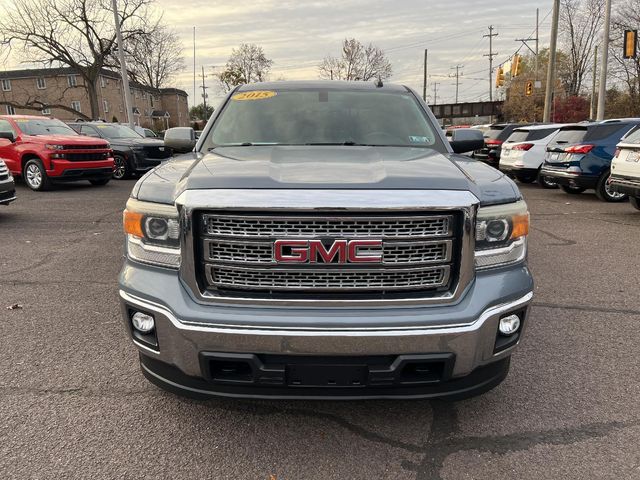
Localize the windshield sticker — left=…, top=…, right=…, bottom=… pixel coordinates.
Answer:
left=409, top=136, right=430, bottom=143
left=232, top=91, right=277, bottom=101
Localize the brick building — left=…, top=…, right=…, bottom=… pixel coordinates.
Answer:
left=0, top=67, right=189, bottom=130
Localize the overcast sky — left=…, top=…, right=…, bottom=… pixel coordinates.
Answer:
left=4, top=0, right=555, bottom=107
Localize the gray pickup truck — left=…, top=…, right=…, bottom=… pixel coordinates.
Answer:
left=119, top=81, right=533, bottom=400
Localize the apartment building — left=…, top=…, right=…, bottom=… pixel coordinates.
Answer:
left=0, top=67, right=189, bottom=130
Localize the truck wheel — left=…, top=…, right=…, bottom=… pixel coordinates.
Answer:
left=630, top=197, right=640, bottom=210
left=560, top=185, right=586, bottom=194
left=112, top=155, right=130, bottom=180
left=595, top=173, right=628, bottom=202
left=89, top=178, right=110, bottom=186
left=516, top=173, right=537, bottom=184
left=23, top=158, right=50, bottom=191
left=537, top=172, right=558, bottom=189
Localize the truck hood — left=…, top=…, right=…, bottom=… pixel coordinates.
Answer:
left=23, top=134, right=109, bottom=146
left=109, top=138, right=165, bottom=148
left=133, top=146, right=520, bottom=206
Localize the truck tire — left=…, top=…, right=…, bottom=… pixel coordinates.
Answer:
left=112, top=154, right=130, bottom=180
left=537, top=172, right=558, bottom=189
left=595, top=172, right=628, bottom=202
left=560, top=185, right=586, bottom=194
left=89, top=178, right=110, bottom=186
left=23, top=158, right=50, bottom=191
left=630, top=197, right=640, bottom=210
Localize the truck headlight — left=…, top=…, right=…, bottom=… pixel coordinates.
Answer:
left=475, top=200, right=529, bottom=269
left=122, top=198, right=181, bottom=268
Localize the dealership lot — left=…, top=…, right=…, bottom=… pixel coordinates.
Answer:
left=1, top=180, right=639, bottom=480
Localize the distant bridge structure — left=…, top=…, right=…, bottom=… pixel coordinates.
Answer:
left=429, top=100, right=504, bottom=125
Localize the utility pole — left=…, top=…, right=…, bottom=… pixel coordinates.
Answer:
left=543, top=0, right=561, bottom=122
left=484, top=26, right=498, bottom=102
left=515, top=11, right=540, bottom=81
left=200, top=66, right=208, bottom=119
left=450, top=65, right=463, bottom=104
left=193, top=26, right=196, bottom=110
left=535, top=8, right=539, bottom=85
left=111, top=0, right=134, bottom=129
left=432, top=82, right=440, bottom=106
left=590, top=45, right=598, bottom=120
left=596, top=0, right=612, bottom=121
left=422, top=49, right=428, bottom=101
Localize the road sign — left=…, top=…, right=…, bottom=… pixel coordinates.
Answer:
left=624, top=30, right=637, bottom=59
left=525, top=81, right=533, bottom=96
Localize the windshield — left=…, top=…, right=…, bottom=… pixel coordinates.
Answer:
left=623, top=126, right=640, bottom=144
left=205, top=89, right=440, bottom=149
left=16, top=118, right=78, bottom=136
left=93, top=124, right=142, bottom=139
left=485, top=126, right=506, bottom=140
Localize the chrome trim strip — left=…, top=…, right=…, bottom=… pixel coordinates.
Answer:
left=120, top=289, right=533, bottom=334
left=177, top=189, right=479, bottom=307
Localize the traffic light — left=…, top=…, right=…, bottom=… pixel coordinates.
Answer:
left=624, top=30, right=637, bottom=59
left=525, top=81, right=533, bottom=96
left=495, top=67, right=505, bottom=88
left=511, top=54, right=522, bottom=77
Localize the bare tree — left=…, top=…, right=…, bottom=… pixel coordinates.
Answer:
left=319, top=38, right=392, bottom=81
left=123, top=23, right=185, bottom=89
left=216, top=44, right=273, bottom=92
left=0, top=0, right=154, bottom=119
left=559, top=0, right=605, bottom=95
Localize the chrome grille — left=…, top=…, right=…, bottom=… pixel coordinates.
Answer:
left=0, top=161, right=9, bottom=180
left=206, top=265, right=450, bottom=291
left=199, top=211, right=459, bottom=295
left=204, top=215, right=452, bottom=238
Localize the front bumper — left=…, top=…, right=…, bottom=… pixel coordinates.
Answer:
left=540, top=166, right=598, bottom=189
left=119, top=260, right=533, bottom=399
left=0, top=176, right=16, bottom=205
left=48, top=158, right=115, bottom=179
left=500, top=165, right=539, bottom=177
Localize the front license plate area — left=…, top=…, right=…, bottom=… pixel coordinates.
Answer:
left=287, top=364, right=368, bottom=387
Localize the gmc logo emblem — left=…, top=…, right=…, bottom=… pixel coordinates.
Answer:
left=274, top=239, right=383, bottom=264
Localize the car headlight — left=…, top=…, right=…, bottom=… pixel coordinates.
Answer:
left=475, top=200, right=529, bottom=269
left=122, top=198, right=181, bottom=268
left=45, top=144, right=65, bottom=150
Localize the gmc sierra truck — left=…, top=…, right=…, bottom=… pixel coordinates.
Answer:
left=0, top=115, right=113, bottom=191
left=119, top=81, right=533, bottom=400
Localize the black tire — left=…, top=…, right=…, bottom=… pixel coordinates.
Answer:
left=22, top=158, right=50, bottom=191
left=537, top=172, right=559, bottom=189
left=630, top=196, right=640, bottom=210
left=595, top=172, right=628, bottom=202
left=89, top=178, right=110, bottom=186
left=516, top=173, right=537, bottom=184
left=560, top=185, right=586, bottom=194
left=112, top=154, right=130, bottom=180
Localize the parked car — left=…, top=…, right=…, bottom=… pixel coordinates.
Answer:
left=474, top=123, right=528, bottom=167
left=70, top=122, right=171, bottom=180
left=119, top=81, right=533, bottom=400
left=132, top=125, right=159, bottom=138
left=0, top=159, right=16, bottom=205
left=610, top=125, right=640, bottom=210
left=0, top=115, right=113, bottom=191
left=499, top=124, right=566, bottom=188
left=540, top=120, right=640, bottom=201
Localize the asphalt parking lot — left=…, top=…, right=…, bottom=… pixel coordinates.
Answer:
left=1, top=179, right=639, bottom=480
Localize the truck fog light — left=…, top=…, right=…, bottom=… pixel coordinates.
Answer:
left=131, top=312, right=155, bottom=333
left=499, top=314, right=521, bottom=336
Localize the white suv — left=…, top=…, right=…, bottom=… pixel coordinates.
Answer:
left=499, top=124, right=566, bottom=188
left=610, top=126, right=640, bottom=210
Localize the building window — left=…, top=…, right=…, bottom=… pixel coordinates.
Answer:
left=6, top=105, right=15, bottom=114
left=103, top=99, right=109, bottom=113
left=68, top=75, right=78, bottom=87
left=71, top=101, right=81, bottom=113
left=42, top=107, right=51, bottom=115
left=36, top=77, right=46, bottom=90
left=1, top=79, right=11, bottom=91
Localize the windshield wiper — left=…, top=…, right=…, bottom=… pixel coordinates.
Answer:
left=303, top=141, right=372, bottom=146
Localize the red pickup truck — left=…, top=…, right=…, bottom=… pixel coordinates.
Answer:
left=0, top=115, right=114, bottom=191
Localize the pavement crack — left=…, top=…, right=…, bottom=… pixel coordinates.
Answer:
left=530, top=226, right=577, bottom=246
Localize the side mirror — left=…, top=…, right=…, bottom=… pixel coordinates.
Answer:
left=164, top=127, right=196, bottom=153
left=449, top=128, right=485, bottom=154
left=0, top=131, right=16, bottom=143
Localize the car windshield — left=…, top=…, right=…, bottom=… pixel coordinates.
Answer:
left=93, top=124, right=142, bottom=139
left=205, top=89, right=440, bottom=149
left=484, top=126, right=506, bottom=140
left=623, top=126, right=640, bottom=144
left=16, top=118, right=78, bottom=136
